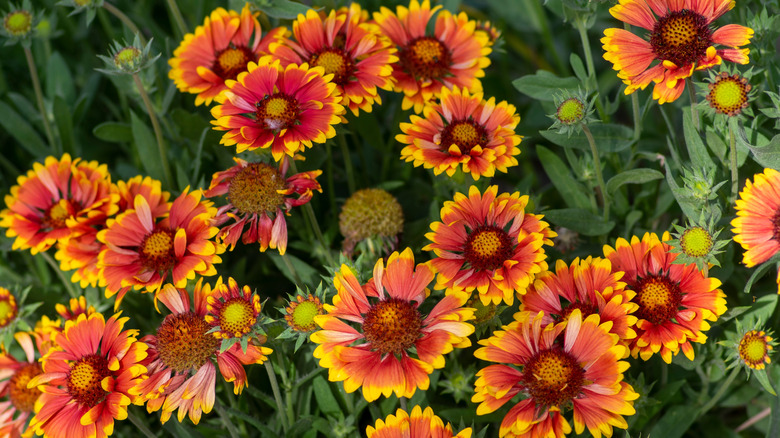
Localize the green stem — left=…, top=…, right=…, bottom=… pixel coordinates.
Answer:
left=530, top=0, right=567, bottom=75
left=729, top=122, right=738, bottom=201
left=624, top=23, right=642, bottom=141
left=324, top=142, right=337, bottom=216
left=281, top=253, right=303, bottom=286
left=264, top=361, right=290, bottom=433
left=576, top=17, right=595, bottom=85
left=132, top=73, right=173, bottom=188
left=165, top=0, right=188, bottom=38
left=687, top=78, right=700, bottom=132
left=699, top=366, right=740, bottom=416
left=274, top=353, right=295, bottom=429
left=337, top=133, right=357, bottom=194
left=24, top=46, right=57, bottom=151
left=103, top=2, right=146, bottom=46
left=128, top=410, right=157, bottom=438
left=41, top=251, right=77, bottom=299
left=581, top=124, right=610, bottom=222
left=214, top=402, right=241, bottom=438
left=399, top=396, right=407, bottom=411
left=288, top=160, right=336, bottom=267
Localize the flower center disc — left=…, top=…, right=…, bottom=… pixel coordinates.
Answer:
left=227, top=163, right=286, bottom=215
left=4, top=10, right=32, bottom=36
left=401, top=37, right=452, bottom=81
left=219, top=298, right=255, bottom=337
left=739, top=331, right=769, bottom=368
left=256, top=93, right=300, bottom=133
left=67, top=354, right=110, bottom=408
left=44, top=199, right=77, bottom=230
left=557, top=98, right=585, bottom=125
left=708, top=75, right=750, bottom=116
left=463, top=225, right=514, bottom=271
left=213, top=45, right=256, bottom=81
left=522, top=349, right=585, bottom=407
left=9, top=362, right=43, bottom=412
left=311, top=48, right=354, bottom=85
left=560, top=301, right=599, bottom=321
left=634, top=275, right=682, bottom=325
left=290, top=299, right=320, bottom=332
left=440, top=120, right=488, bottom=154
left=680, top=227, right=713, bottom=258
left=650, top=9, right=713, bottom=67
left=156, top=312, right=219, bottom=373
left=362, top=298, right=422, bottom=355
left=140, top=228, right=176, bottom=272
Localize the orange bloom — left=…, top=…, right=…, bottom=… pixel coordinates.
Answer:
left=204, top=157, right=321, bottom=254
left=210, top=59, right=344, bottom=161
left=55, top=296, right=96, bottom=322
left=473, top=310, right=638, bottom=438
left=602, top=0, right=753, bottom=104
left=522, top=257, right=638, bottom=346
left=0, top=287, right=18, bottom=329
left=397, top=86, right=521, bottom=180
left=270, top=5, right=397, bottom=117
left=311, top=248, right=474, bottom=402
left=0, top=333, right=47, bottom=438
left=204, top=277, right=262, bottom=340
left=168, top=3, right=285, bottom=106
left=27, top=313, right=148, bottom=438
left=373, top=0, right=491, bottom=113
left=424, top=185, right=555, bottom=306
left=97, top=189, right=222, bottom=305
left=0, top=154, right=116, bottom=255
left=603, top=232, right=727, bottom=363
left=366, top=405, right=472, bottom=438
left=133, top=280, right=272, bottom=424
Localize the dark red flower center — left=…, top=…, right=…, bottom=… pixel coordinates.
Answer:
left=140, top=228, right=176, bottom=272
left=634, top=275, right=682, bottom=325
left=650, top=9, right=713, bottom=67
left=44, top=199, right=77, bottom=230
left=362, top=298, right=422, bottom=355
left=67, top=354, right=110, bottom=408
left=227, top=163, right=287, bottom=215
left=560, top=301, right=599, bottom=321
left=463, top=225, right=514, bottom=271
left=522, top=348, right=585, bottom=407
left=310, top=48, right=355, bottom=85
left=400, top=36, right=452, bottom=81
left=9, top=362, right=43, bottom=412
left=255, top=93, right=300, bottom=133
left=440, top=119, right=489, bottom=155
left=156, top=311, right=219, bottom=373
left=212, top=45, right=256, bottom=81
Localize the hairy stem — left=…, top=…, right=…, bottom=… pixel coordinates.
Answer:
left=41, top=251, right=77, bottom=299
left=582, top=124, right=610, bottom=222
left=24, top=47, right=57, bottom=151
left=729, top=122, right=738, bottom=201
left=687, top=78, right=700, bottom=131
left=103, top=3, right=146, bottom=46
left=699, top=366, right=740, bottom=415
left=132, top=73, right=173, bottom=188
left=264, top=361, right=290, bottom=433
left=165, top=0, right=188, bottom=38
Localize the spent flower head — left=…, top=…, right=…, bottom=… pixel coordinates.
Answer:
left=720, top=318, right=777, bottom=395
left=548, top=89, right=597, bottom=136
left=2, top=0, right=38, bottom=46
left=97, top=34, right=160, bottom=75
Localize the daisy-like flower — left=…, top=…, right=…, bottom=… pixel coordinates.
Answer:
left=601, top=0, right=754, bottom=104
left=168, top=3, right=285, bottom=106
left=522, top=257, right=638, bottom=346
left=473, top=310, right=639, bottom=438
left=0, top=332, right=46, bottom=438
left=0, top=154, right=116, bottom=255
left=133, top=280, right=272, bottom=424
left=210, top=58, right=344, bottom=161
left=373, top=0, right=492, bottom=113
left=205, top=277, right=261, bottom=340
left=270, top=5, right=397, bottom=117
left=97, top=188, right=222, bottom=305
left=311, top=248, right=475, bottom=402
left=366, top=405, right=472, bottom=438
left=0, top=287, right=18, bottom=329
left=26, top=312, right=148, bottom=438
left=284, top=293, right=323, bottom=334
left=737, top=328, right=774, bottom=370
left=55, top=296, right=96, bottom=322
left=397, top=86, right=521, bottom=180
left=204, top=157, right=321, bottom=254
left=603, top=232, right=727, bottom=363
left=424, top=185, right=556, bottom=306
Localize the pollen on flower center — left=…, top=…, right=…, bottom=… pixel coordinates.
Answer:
left=440, top=120, right=488, bottom=154
left=311, top=49, right=354, bottom=85
left=44, top=199, right=77, bottom=230
left=67, top=354, right=110, bottom=408
left=256, top=93, right=300, bottom=132
left=401, top=36, right=452, bottom=81
left=522, top=349, right=585, bottom=407
left=556, top=98, right=585, bottom=125
left=707, top=73, right=751, bottom=116
left=463, top=225, right=514, bottom=271
left=213, top=45, right=256, bottom=81
left=156, top=312, right=220, bottom=374
left=227, top=163, right=286, bottom=215
left=9, top=362, right=42, bottom=412
left=219, top=298, right=255, bottom=337
left=561, top=301, right=599, bottom=321
left=362, top=298, right=422, bottom=355
left=634, top=275, right=683, bottom=325
left=650, top=9, right=713, bottom=67
left=292, top=300, right=319, bottom=331
left=140, top=228, right=176, bottom=272
left=680, top=226, right=713, bottom=258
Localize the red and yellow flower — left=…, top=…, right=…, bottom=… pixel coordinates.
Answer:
left=270, top=5, right=397, bottom=117
left=27, top=312, right=148, bottom=438
left=373, top=0, right=492, bottom=113
left=205, top=277, right=262, bottom=340
left=397, top=86, right=521, bottom=180
left=311, top=248, right=474, bottom=402
left=473, top=310, right=638, bottom=438
left=133, top=280, right=272, bottom=424
left=97, top=188, right=222, bottom=305
left=366, top=405, right=472, bottom=438
left=522, top=257, right=638, bottom=346
left=168, top=3, right=285, bottom=106
left=0, top=332, right=47, bottom=438
left=0, top=287, right=18, bottom=329
left=601, top=0, right=753, bottom=104
left=424, top=185, right=555, bottom=306
left=210, top=59, right=344, bottom=161
left=603, top=232, right=727, bottom=363
left=204, top=157, right=321, bottom=254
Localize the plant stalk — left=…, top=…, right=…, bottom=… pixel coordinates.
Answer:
left=264, top=361, right=290, bottom=433
left=128, top=410, right=157, bottom=438
left=24, top=47, right=57, bottom=151
left=288, top=160, right=336, bottom=267
left=699, top=366, right=740, bottom=416
left=41, top=251, right=77, bottom=299
left=687, top=78, right=700, bottom=131
left=337, top=133, right=357, bottom=194
left=214, top=402, right=241, bottom=438
left=729, top=122, right=738, bottom=201
left=281, top=253, right=304, bottom=286
left=165, top=0, right=188, bottom=38
left=103, top=2, right=146, bottom=46
left=132, top=73, right=173, bottom=188
left=581, top=124, right=610, bottom=222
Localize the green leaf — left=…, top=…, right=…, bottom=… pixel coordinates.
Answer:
left=249, top=0, right=313, bottom=19
left=569, top=53, right=588, bottom=83
left=663, top=161, right=699, bottom=221
left=45, top=52, right=76, bottom=103
left=744, top=261, right=775, bottom=294
left=754, top=368, right=777, bottom=396
left=536, top=145, right=590, bottom=210
left=648, top=404, right=699, bottom=438
left=734, top=117, right=780, bottom=170
left=130, top=110, right=165, bottom=182
left=267, top=253, right=319, bottom=286
left=0, top=100, right=49, bottom=157
left=93, top=122, right=131, bottom=143
left=512, top=70, right=580, bottom=101
left=288, top=416, right=314, bottom=437
left=53, top=96, right=75, bottom=155
left=683, top=111, right=714, bottom=170
left=542, top=208, right=615, bottom=236
left=312, top=376, right=341, bottom=416
left=741, top=294, right=778, bottom=322
left=539, top=123, right=634, bottom=152
left=606, top=168, right=664, bottom=195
